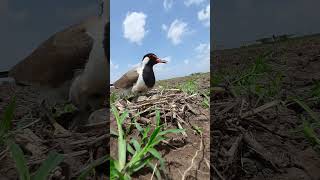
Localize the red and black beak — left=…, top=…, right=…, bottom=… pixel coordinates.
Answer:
left=156, top=58, right=168, bottom=64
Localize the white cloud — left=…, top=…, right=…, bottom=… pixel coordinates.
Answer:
left=110, top=61, right=119, bottom=70
left=153, top=45, right=210, bottom=80
left=167, top=19, right=189, bottom=45
left=128, top=63, right=140, bottom=68
left=196, top=43, right=210, bottom=52
left=162, top=24, right=168, bottom=31
left=155, top=44, right=210, bottom=79
left=184, top=0, right=205, bottom=6
left=198, top=4, right=210, bottom=27
left=195, top=43, right=210, bottom=67
left=163, top=0, right=173, bottom=11
left=123, top=12, right=147, bottom=45
left=110, top=60, right=122, bottom=82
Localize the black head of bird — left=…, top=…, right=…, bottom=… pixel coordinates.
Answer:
left=141, top=53, right=168, bottom=66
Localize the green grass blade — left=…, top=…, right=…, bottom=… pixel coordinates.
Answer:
left=150, top=137, right=166, bottom=148
left=8, top=141, right=30, bottom=180
left=0, top=96, right=16, bottom=138
left=142, top=126, right=151, bottom=142
left=110, top=159, right=121, bottom=180
left=158, top=128, right=185, bottom=136
left=33, top=152, right=64, bottom=180
left=127, top=143, right=135, bottom=155
left=130, top=138, right=141, bottom=152
left=127, top=127, right=161, bottom=172
left=111, top=105, right=120, bottom=121
left=110, top=92, right=119, bottom=104
left=77, top=155, right=109, bottom=180
left=119, top=110, right=129, bottom=125
left=291, top=98, right=320, bottom=123
left=146, top=127, right=161, bottom=148
left=148, top=148, right=165, bottom=169
left=302, top=120, right=320, bottom=146
left=155, top=110, right=160, bottom=127
left=148, top=148, right=161, bottom=160
left=118, top=135, right=126, bottom=171
left=111, top=158, right=121, bottom=172
left=202, top=92, right=210, bottom=108
left=129, top=156, right=152, bottom=174
left=118, top=131, right=127, bottom=171
left=112, top=106, right=128, bottom=171
left=133, top=119, right=143, bottom=133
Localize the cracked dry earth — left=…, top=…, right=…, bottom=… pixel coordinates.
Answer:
left=110, top=73, right=210, bottom=180
left=211, top=34, right=320, bottom=180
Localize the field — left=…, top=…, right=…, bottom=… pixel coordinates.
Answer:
left=211, top=34, right=320, bottom=179
left=0, top=84, right=108, bottom=179
left=0, top=72, right=210, bottom=179
left=110, top=73, right=210, bottom=179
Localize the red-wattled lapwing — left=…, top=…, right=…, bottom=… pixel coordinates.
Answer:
left=111, top=53, right=167, bottom=96
left=0, top=0, right=109, bottom=111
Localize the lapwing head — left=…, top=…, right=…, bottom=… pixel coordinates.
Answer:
left=142, top=53, right=167, bottom=66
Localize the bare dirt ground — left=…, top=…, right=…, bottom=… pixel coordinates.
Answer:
left=211, top=34, right=320, bottom=180
left=0, top=85, right=108, bottom=179
left=110, top=73, right=210, bottom=179
left=0, top=72, right=209, bottom=180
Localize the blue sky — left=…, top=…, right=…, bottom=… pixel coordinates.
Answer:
left=110, top=0, right=210, bottom=82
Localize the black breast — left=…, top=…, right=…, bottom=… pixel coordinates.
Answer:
left=142, top=66, right=155, bottom=88
left=103, top=22, right=109, bottom=59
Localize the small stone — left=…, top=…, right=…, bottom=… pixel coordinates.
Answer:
left=87, top=108, right=108, bottom=124
left=151, top=95, right=160, bottom=99
left=137, top=96, right=147, bottom=102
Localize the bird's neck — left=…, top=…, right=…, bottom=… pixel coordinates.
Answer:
left=142, top=65, right=155, bottom=88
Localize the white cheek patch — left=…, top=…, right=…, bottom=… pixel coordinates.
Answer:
left=142, top=57, right=150, bottom=65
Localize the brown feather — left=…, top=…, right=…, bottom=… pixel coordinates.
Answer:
left=113, top=68, right=139, bottom=89
left=8, top=17, right=98, bottom=88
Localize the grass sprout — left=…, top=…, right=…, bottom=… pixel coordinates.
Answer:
left=291, top=98, right=320, bottom=151
left=179, top=79, right=198, bottom=95
left=1, top=96, right=64, bottom=180
left=110, top=105, right=185, bottom=179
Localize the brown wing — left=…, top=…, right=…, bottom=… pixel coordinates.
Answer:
left=8, top=17, right=97, bottom=88
left=113, top=68, right=139, bottom=89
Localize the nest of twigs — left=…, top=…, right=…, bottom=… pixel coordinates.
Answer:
left=114, top=88, right=206, bottom=133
